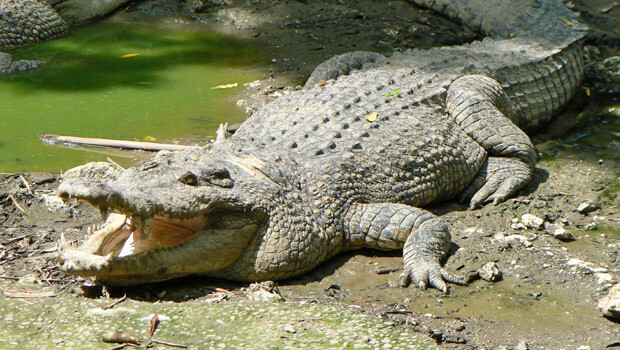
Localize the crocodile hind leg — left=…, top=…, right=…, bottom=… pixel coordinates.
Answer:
left=345, top=202, right=465, bottom=293
left=304, top=51, right=385, bottom=88
left=446, top=75, right=537, bottom=208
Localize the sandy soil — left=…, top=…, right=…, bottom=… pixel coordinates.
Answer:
left=1, top=1, right=620, bottom=349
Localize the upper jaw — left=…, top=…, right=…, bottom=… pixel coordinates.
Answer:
left=57, top=175, right=220, bottom=220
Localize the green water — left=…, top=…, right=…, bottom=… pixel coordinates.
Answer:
left=0, top=19, right=264, bottom=173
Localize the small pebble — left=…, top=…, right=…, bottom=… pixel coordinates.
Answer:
left=521, top=214, right=545, bottom=230
left=576, top=201, right=599, bottom=214
left=479, top=261, right=502, bottom=282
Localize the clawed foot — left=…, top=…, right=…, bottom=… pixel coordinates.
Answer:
left=399, top=259, right=467, bottom=293
left=460, top=157, right=533, bottom=209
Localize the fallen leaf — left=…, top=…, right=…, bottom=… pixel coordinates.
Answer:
left=385, top=88, right=401, bottom=97
left=211, top=83, right=238, bottom=89
left=366, top=112, right=378, bottom=122
left=102, top=330, right=140, bottom=345
left=2, top=288, right=56, bottom=298
left=586, top=87, right=591, bottom=96
left=150, top=315, right=160, bottom=337
left=560, top=17, right=579, bottom=26
left=120, top=53, right=141, bottom=58
left=143, top=136, right=157, bottom=142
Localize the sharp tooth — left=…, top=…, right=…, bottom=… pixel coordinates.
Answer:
left=86, top=226, right=93, bottom=235
left=60, top=232, right=68, bottom=249
left=143, top=217, right=151, bottom=238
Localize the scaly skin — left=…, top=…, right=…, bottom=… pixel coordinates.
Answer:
left=0, top=0, right=66, bottom=74
left=57, top=0, right=587, bottom=291
left=0, top=0, right=129, bottom=74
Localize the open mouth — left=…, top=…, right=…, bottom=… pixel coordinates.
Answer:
left=57, top=212, right=209, bottom=274
left=93, top=213, right=207, bottom=259
left=57, top=207, right=261, bottom=283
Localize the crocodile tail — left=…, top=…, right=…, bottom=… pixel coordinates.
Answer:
left=410, top=0, right=588, bottom=47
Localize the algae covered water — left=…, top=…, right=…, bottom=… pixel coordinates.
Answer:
left=0, top=18, right=264, bottom=173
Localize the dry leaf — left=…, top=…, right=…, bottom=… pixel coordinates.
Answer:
left=211, top=83, right=238, bottom=89
left=150, top=315, right=160, bottom=337
left=366, top=112, right=378, bottom=122
left=560, top=17, right=579, bottom=26
left=2, top=288, right=56, bottom=298
left=102, top=330, right=140, bottom=345
left=120, top=53, right=141, bottom=58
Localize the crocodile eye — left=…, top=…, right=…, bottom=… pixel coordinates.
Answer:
left=178, top=171, right=198, bottom=186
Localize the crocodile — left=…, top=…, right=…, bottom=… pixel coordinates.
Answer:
left=56, top=0, right=587, bottom=291
left=0, top=0, right=129, bottom=74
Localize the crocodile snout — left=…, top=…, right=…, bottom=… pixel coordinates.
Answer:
left=58, top=178, right=116, bottom=206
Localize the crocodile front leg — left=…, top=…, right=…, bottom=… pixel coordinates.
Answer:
left=344, top=202, right=465, bottom=293
left=446, top=75, right=536, bottom=208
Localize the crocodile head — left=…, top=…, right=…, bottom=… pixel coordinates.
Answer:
left=57, top=149, right=274, bottom=285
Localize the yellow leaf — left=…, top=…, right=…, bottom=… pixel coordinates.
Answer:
left=211, top=83, right=238, bottom=90
left=560, top=17, right=578, bottom=26
left=385, top=88, right=401, bottom=97
left=586, top=87, right=590, bottom=96
left=366, top=112, right=378, bottom=122
left=120, top=53, right=141, bottom=58
left=143, top=136, right=157, bottom=142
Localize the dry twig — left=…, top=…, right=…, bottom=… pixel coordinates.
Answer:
left=19, top=174, right=33, bottom=195
left=8, top=194, right=28, bottom=215
left=150, top=339, right=188, bottom=348
left=101, top=294, right=128, bottom=310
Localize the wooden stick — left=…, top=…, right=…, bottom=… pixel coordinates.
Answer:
left=101, top=294, right=128, bottom=310
left=19, top=175, right=33, bottom=195
left=41, top=134, right=199, bottom=152
left=8, top=194, right=29, bottom=215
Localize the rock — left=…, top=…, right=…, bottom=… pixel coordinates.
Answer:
left=576, top=201, right=600, bottom=214
left=516, top=340, right=529, bottom=350
left=284, top=324, right=296, bottom=333
left=245, top=281, right=284, bottom=302
left=544, top=223, right=574, bottom=241
left=521, top=214, right=545, bottom=230
left=494, top=232, right=533, bottom=248
left=479, top=261, right=502, bottom=282
left=585, top=222, right=598, bottom=231
left=566, top=258, right=609, bottom=273
left=510, top=220, right=526, bottom=230
left=598, top=284, right=620, bottom=320
left=595, top=273, right=613, bottom=285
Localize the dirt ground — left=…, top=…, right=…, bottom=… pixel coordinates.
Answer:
left=1, top=0, right=620, bottom=349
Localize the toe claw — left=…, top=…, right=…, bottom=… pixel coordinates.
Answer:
left=399, top=272, right=411, bottom=288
